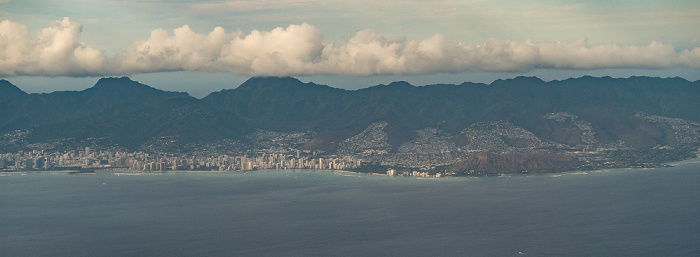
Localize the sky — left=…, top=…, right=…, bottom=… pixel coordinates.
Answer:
left=1, top=0, right=699, bottom=97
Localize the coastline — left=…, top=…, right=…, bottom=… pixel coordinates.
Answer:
left=5, top=151, right=698, bottom=178
left=666, top=153, right=700, bottom=166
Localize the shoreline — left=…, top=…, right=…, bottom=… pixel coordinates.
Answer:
left=666, top=154, right=700, bottom=166
left=4, top=152, right=698, bottom=178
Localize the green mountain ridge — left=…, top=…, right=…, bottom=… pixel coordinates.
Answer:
left=0, top=77, right=189, bottom=133
left=2, top=76, right=699, bottom=156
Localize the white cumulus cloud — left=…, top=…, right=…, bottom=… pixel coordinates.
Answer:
left=0, top=18, right=108, bottom=76
left=1, top=18, right=699, bottom=77
left=119, top=23, right=325, bottom=76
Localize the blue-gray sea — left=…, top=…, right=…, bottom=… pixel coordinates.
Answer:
left=2, top=159, right=700, bottom=257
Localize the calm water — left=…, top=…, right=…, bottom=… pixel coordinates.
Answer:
left=2, top=160, right=700, bottom=257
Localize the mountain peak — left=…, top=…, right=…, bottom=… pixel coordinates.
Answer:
left=0, top=79, right=24, bottom=92
left=92, top=76, right=147, bottom=90
left=238, top=76, right=303, bottom=89
left=491, top=76, right=545, bottom=86
left=513, top=76, right=544, bottom=81
left=245, top=76, right=303, bottom=84
left=386, top=81, right=414, bottom=88
left=364, top=81, right=415, bottom=91
left=236, top=76, right=334, bottom=92
left=0, top=79, right=27, bottom=102
left=87, top=77, right=187, bottom=96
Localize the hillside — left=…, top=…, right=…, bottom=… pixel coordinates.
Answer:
left=2, top=76, right=699, bottom=173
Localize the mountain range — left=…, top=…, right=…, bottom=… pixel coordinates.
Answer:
left=2, top=76, right=700, bottom=167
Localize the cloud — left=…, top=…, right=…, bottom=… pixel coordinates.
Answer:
left=0, top=18, right=108, bottom=76
left=1, top=18, right=698, bottom=77
left=468, top=38, right=679, bottom=71
left=119, top=23, right=324, bottom=76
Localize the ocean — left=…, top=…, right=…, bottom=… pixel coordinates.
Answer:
left=2, top=159, right=700, bottom=257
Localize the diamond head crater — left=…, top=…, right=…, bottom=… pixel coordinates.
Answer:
left=2, top=76, right=699, bottom=177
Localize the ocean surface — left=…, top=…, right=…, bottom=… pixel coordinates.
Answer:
left=2, top=159, right=700, bottom=257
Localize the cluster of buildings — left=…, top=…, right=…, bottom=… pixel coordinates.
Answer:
left=0, top=147, right=361, bottom=172
left=386, top=168, right=442, bottom=177
left=6, top=115, right=697, bottom=175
